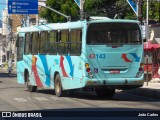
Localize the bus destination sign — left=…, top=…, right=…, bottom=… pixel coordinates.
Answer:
left=8, top=0, right=38, bottom=14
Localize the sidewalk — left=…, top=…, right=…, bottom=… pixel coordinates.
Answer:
left=0, top=67, right=17, bottom=74
left=123, top=82, right=160, bottom=99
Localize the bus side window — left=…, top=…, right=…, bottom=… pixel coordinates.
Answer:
left=16, top=35, right=19, bottom=47
left=32, top=32, right=39, bottom=55
left=24, top=33, right=30, bottom=54
left=59, top=30, right=69, bottom=55
left=17, top=37, right=23, bottom=61
left=48, top=31, right=58, bottom=55
left=39, top=31, right=48, bottom=54
left=70, top=29, right=82, bottom=56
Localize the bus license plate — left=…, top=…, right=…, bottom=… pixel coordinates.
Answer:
left=110, top=70, right=120, bottom=74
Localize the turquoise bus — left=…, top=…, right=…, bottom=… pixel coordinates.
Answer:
left=16, top=17, right=144, bottom=97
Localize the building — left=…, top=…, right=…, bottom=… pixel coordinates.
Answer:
left=0, top=0, right=46, bottom=67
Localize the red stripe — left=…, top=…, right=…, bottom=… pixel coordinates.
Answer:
left=32, top=65, right=43, bottom=87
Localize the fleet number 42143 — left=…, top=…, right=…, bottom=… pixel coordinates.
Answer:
left=89, top=54, right=106, bottom=59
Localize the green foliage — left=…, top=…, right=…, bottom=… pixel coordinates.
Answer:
left=40, top=0, right=160, bottom=23
left=142, top=1, right=160, bottom=21
left=84, top=0, right=104, bottom=14
left=40, top=0, right=108, bottom=22
left=115, top=0, right=136, bottom=19
left=40, top=0, right=79, bottom=23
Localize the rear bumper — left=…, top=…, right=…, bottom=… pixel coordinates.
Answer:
left=83, top=75, right=144, bottom=87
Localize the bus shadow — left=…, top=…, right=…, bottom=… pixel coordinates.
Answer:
left=36, top=89, right=160, bottom=102
left=0, top=73, right=17, bottom=78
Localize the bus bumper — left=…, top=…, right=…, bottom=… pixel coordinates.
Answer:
left=83, top=75, right=144, bottom=89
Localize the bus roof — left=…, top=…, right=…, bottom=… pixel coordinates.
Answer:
left=89, top=16, right=140, bottom=24
left=18, top=17, right=140, bottom=33
left=18, top=20, right=84, bottom=33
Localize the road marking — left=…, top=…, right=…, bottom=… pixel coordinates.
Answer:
left=14, top=98, right=28, bottom=102
left=14, top=97, right=64, bottom=103
left=27, top=98, right=32, bottom=100
left=50, top=97, right=62, bottom=101
left=34, top=97, right=49, bottom=101
left=62, top=97, right=77, bottom=103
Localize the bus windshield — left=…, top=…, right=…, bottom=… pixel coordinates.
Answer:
left=87, top=22, right=141, bottom=44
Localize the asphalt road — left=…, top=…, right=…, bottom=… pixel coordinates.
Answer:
left=0, top=72, right=160, bottom=120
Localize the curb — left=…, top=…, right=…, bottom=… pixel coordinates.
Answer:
left=150, top=80, right=160, bottom=83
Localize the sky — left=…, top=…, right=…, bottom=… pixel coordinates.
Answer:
left=0, top=0, right=7, bottom=27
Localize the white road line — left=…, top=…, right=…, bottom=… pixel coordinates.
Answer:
left=34, top=97, right=49, bottom=101
left=50, top=97, right=62, bottom=101
left=14, top=98, right=28, bottom=102
left=14, top=97, right=65, bottom=103
left=27, top=98, right=32, bottom=100
left=62, top=97, right=77, bottom=103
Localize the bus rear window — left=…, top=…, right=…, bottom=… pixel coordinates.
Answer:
left=87, top=23, right=141, bottom=44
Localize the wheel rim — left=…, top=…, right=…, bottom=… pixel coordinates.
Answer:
left=27, top=75, right=31, bottom=86
left=55, top=79, right=60, bottom=94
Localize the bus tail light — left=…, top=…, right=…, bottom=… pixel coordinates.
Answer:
left=139, top=63, right=144, bottom=72
left=85, top=63, right=93, bottom=78
left=140, top=63, right=144, bottom=68
left=136, top=63, right=144, bottom=78
left=86, top=68, right=91, bottom=72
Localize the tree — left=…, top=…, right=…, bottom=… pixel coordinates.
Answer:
left=40, top=0, right=112, bottom=22
left=40, top=0, right=160, bottom=23
left=142, top=0, right=160, bottom=22
left=115, top=0, right=160, bottom=22
left=84, top=0, right=107, bottom=16
left=40, top=0, right=79, bottom=23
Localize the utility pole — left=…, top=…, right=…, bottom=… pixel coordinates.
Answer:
left=8, top=17, right=12, bottom=60
left=146, top=0, right=149, bottom=26
left=146, top=0, right=149, bottom=86
left=159, top=0, right=160, bottom=23
left=137, top=0, right=142, bottom=24
left=80, top=0, right=85, bottom=20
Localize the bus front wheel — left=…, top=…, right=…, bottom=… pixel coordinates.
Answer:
left=26, top=73, right=37, bottom=92
left=54, top=74, right=66, bottom=97
left=95, top=88, right=115, bottom=98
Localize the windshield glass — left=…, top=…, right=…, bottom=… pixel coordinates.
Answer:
left=87, top=22, right=141, bottom=44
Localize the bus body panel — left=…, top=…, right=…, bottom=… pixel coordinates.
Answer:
left=17, top=54, right=84, bottom=90
left=85, top=45, right=143, bottom=78
left=16, top=18, right=144, bottom=91
left=17, top=61, right=25, bottom=84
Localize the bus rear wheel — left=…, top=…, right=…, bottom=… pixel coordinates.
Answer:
left=26, top=73, right=37, bottom=92
left=95, top=88, right=115, bottom=98
left=54, top=74, right=66, bottom=97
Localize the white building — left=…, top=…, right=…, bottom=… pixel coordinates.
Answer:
left=2, top=8, right=9, bottom=36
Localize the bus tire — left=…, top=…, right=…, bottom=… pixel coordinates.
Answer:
left=26, top=73, right=37, bottom=92
left=54, top=74, right=66, bottom=97
left=95, top=88, right=115, bottom=98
